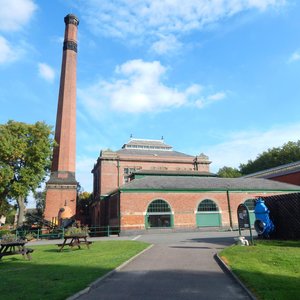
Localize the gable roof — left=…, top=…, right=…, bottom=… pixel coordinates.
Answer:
left=120, top=176, right=300, bottom=192
left=116, top=148, right=193, bottom=158
left=242, top=160, right=300, bottom=179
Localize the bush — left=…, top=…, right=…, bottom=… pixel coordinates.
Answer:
left=0, top=229, right=12, bottom=238
left=64, top=226, right=89, bottom=237
left=1, top=233, right=18, bottom=243
left=25, top=232, right=37, bottom=241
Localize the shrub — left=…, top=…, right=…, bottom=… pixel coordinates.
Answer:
left=25, top=232, right=37, bottom=241
left=1, top=233, right=18, bottom=243
left=0, top=229, right=11, bottom=238
left=64, top=226, right=89, bottom=237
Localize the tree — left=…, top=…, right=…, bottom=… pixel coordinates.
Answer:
left=240, top=140, right=300, bottom=175
left=0, top=121, right=54, bottom=227
left=77, top=191, right=92, bottom=226
left=217, top=166, right=241, bottom=178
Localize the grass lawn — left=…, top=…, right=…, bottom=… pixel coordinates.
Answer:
left=0, top=240, right=150, bottom=300
left=220, top=240, right=300, bottom=300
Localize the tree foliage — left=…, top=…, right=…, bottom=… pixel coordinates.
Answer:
left=33, top=190, right=46, bottom=216
left=0, top=199, right=13, bottom=216
left=77, top=191, right=92, bottom=225
left=217, top=140, right=300, bottom=177
left=217, top=166, right=242, bottom=178
left=239, top=140, right=300, bottom=175
left=0, top=120, right=54, bottom=226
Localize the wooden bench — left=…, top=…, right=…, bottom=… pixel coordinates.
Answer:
left=56, top=236, right=93, bottom=252
left=0, top=242, right=34, bottom=260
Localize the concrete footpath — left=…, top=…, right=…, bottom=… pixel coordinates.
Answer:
left=71, top=231, right=254, bottom=300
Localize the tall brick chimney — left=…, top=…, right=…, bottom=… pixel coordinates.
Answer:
left=44, top=14, right=79, bottom=222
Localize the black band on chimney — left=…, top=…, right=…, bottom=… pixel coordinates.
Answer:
left=63, top=41, right=78, bottom=53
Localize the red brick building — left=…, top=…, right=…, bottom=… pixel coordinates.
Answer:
left=92, top=138, right=212, bottom=199
left=243, top=161, right=300, bottom=186
left=91, top=139, right=300, bottom=234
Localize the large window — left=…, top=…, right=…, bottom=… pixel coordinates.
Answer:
left=196, top=199, right=221, bottom=227
left=146, top=199, right=172, bottom=228
left=147, top=199, right=171, bottom=213
left=198, top=199, right=219, bottom=212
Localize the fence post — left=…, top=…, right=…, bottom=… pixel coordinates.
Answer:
left=107, top=226, right=110, bottom=237
left=37, top=229, right=40, bottom=240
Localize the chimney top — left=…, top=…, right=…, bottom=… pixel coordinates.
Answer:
left=64, top=14, right=79, bottom=26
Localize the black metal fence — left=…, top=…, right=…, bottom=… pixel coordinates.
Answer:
left=262, top=193, right=300, bottom=239
left=11, top=226, right=120, bottom=241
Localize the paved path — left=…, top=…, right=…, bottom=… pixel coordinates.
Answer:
left=75, top=231, right=253, bottom=300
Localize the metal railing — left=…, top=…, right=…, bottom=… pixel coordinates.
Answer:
left=11, top=226, right=120, bottom=240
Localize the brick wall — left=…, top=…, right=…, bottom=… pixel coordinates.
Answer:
left=270, top=172, right=300, bottom=186
left=44, top=186, right=77, bottom=221
left=116, top=190, right=284, bottom=232
left=96, top=154, right=206, bottom=196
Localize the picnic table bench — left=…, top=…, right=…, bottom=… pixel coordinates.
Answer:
left=0, top=241, right=34, bottom=260
left=57, top=235, right=92, bottom=252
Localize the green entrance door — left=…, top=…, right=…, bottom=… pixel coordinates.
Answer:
left=196, top=199, right=221, bottom=227
left=145, top=199, right=173, bottom=228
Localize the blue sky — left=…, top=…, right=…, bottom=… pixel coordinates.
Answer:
left=1, top=0, right=300, bottom=200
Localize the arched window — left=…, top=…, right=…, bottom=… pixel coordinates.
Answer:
left=196, top=199, right=221, bottom=227
left=147, top=199, right=171, bottom=213
left=244, top=199, right=256, bottom=211
left=198, top=199, right=218, bottom=212
left=146, top=199, right=172, bottom=228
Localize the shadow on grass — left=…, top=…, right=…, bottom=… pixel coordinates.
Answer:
left=43, top=248, right=90, bottom=253
left=0, top=260, right=112, bottom=300
left=0, top=240, right=149, bottom=300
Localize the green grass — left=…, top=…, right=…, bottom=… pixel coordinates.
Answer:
left=0, top=240, right=150, bottom=300
left=220, top=240, right=300, bottom=300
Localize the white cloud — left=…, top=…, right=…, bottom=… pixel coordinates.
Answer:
left=0, top=0, right=37, bottom=32
left=195, top=91, right=227, bottom=108
left=207, top=92, right=227, bottom=101
left=288, top=51, right=300, bottom=63
left=151, top=34, right=182, bottom=55
left=205, top=122, right=300, bottom=172
left=0, top=36, right=18, bottom=64
left=79, top=0, right=285, bottom=54
left=79, top=59, right=225, bottom=115
left=38, top=63, right=55, bottom=82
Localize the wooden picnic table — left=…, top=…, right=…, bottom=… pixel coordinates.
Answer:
left=57, top=235, right=92, bottom=252
left=0, top=241, right=34, bottom=260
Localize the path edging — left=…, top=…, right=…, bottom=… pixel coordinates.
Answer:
left=214, top=253, right=257, bottom=300
left=67, top=244, right=154, bottom=300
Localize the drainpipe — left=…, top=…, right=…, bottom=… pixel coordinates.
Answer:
left=118, top=190, right=121, bottom=235
left=117, top=159, right=120, bottom=187
left=226, top=190, right=233, bottom=229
